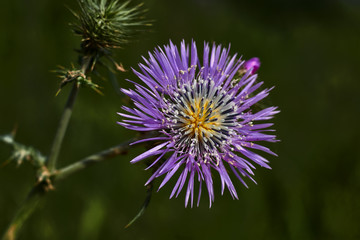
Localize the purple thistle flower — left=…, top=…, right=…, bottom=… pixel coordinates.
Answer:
left=118, top=40, right=279, bottom=207
left=244, top=57, right=261, bottom=74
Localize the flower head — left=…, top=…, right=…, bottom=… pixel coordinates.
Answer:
left=243, top=57, right=261, bottom=74
left=119, top=40, right=279, bottom=207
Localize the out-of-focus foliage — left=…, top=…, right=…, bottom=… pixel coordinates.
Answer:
left=0, top=0, right=359, bottom=239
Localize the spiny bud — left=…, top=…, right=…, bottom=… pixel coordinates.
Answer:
left=71, top=0, right=150, bottom=56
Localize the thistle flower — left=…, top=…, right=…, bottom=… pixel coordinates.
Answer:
left=71, top=0, right=150, bottom=56
left=119, top=40, right=279, bottom=207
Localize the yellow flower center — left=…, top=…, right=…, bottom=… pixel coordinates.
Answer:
left=164, top=79, right=238, bottom=153
left=183, top=98, right=221, bottom=142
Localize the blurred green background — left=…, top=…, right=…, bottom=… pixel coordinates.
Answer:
left=1, top=0, right=360, bottom=239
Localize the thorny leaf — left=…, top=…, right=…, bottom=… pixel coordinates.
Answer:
left=1, top=133, right=55, bottom=191
left=0, top=134, right=46, bottom=168
left=54, top=66, right=103, bottom=95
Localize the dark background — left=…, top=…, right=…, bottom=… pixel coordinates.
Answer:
left=1, top=0, right=359, bottom=239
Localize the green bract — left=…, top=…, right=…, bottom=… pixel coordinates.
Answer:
left=71, top=0, right=150, bottom=55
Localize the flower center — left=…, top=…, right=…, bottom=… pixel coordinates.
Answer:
left=163, top=79, right=240, bottom=156
left=183, top=97, right=220, bottom=142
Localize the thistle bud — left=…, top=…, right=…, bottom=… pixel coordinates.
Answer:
left=71, top=0, right=150, bottom=56
left=243, top=57, right=261, bottom=74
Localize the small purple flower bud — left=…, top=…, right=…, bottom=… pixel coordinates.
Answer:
left=244, top=57, right=261, bottom=74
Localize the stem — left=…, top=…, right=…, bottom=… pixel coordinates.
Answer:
left=1, top=139, right=134, bottom=240
left=55, top=140, right=132, bottom=180
left=47, top=82, right=79, bottom=171
left=2, top=184, right=47, bottom=240
left=2, top=56, right=94, bottom=240
left=1, top=82, right=80, bottom=240
left=108, top=67, right=122, bottom=96
left=47, top=55, right=92, bottom=172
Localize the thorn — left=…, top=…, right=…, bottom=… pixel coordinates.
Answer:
left=93, top=87, right=104, bottom=96
left=115, top=62, right=126, bottom=72
left=11, top=124, right=18, bottom=138
left=55, top=89, right=62, bottom=96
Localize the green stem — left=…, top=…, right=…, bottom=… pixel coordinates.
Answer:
left=1, top=83, right=80, bottom=240
left=55, top=140, right=132, bottom=180
left=47, top=82, right=79, bottom=171
left=2, top=183, right=47, bottom=240
left=2, top=56, right=94, bottom=240
left=47, top=55, right=92, bottom=172
left=108, top=69, right=122, bottom=96
left=1, top=138, right=134, bottom=240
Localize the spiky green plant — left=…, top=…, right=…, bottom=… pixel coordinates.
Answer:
left=1, top=1, right=151, bottom=239
left=71, top=0, right=150, bottom=56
